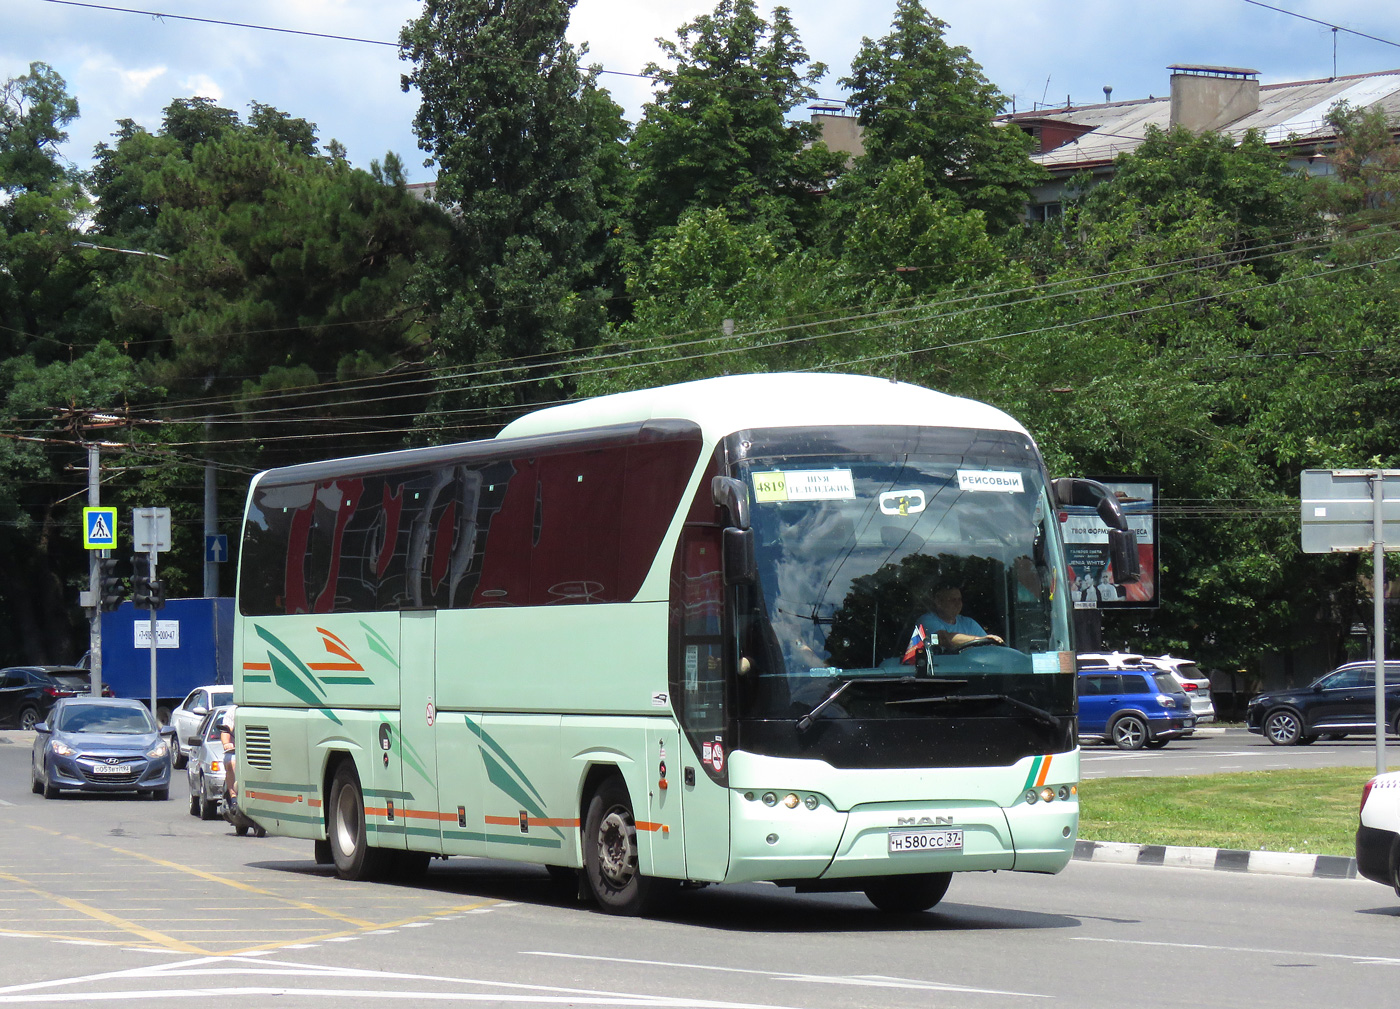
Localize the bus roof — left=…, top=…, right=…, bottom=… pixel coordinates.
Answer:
left=499, top=373, right=1029, bottom=443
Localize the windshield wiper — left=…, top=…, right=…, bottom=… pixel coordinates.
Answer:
left=886, top=692, right=1062, bottom=728
left=795, top=676, right=969, bottom=732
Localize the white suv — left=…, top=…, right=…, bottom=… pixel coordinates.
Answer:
left=1078, top=652, right=1215, bottom=724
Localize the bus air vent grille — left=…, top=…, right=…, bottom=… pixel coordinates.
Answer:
left=244, top=726, right=273, bottom=769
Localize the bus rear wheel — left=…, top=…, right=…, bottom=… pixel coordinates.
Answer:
left=328, top=762, right=393, bottom=881
left=863, top=872, right=952, bottom=913
left=583, top=776, right=675, bottom=916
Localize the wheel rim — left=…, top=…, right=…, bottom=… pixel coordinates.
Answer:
left=595, top=805, right=636, bottom=888
left=20, top=710, right=37, bottom=731
left=1114, top=719, right=1144, bottom=747
left=333, top=785, right=361, bottom=858
left=1267, top=712, right=1298, bottom=743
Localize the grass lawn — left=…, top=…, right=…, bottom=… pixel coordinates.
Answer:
left=1077, top=766, right=1392, bottom=857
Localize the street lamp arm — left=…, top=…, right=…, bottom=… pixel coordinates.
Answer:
left=73, top=241, right=171, bottom=261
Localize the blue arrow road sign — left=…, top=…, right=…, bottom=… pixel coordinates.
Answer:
left=205, top=533, right=228, bottom=563
left=83, top=507, right=118, bottom=549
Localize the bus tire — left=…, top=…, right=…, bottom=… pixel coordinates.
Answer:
left=863, top=872, right=952, bottom=913
left=328, top=762, right=393, bottom=881
left=583, top=776, right=675, bottom=916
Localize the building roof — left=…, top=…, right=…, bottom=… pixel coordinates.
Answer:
left=1004, top=67, right=1400, bottom=173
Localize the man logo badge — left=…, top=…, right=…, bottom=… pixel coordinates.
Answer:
left=897, top=815, right=955, bottom=826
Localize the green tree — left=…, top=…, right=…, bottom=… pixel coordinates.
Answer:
left=1318, top=101, right=1400, bottom=218
left=400, top=0, right=613, bottom=418
left=628, top=0, right=846, bottom=247
left=0, top=63, right=94, bottom=359
left=840, top=0, right=1043, bottom=232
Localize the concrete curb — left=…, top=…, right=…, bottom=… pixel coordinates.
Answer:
left=1074, top=839, right=1357, bottom=880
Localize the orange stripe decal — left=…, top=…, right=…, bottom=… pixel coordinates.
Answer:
left=1035, top=755, right=1052, bottom=787
left=245, top=790, right=304, bottom=804
left=242, top=662, right=271, bottom=671
left=484, top=815, right=581, bottom=828
left=636, top=821, right=670, bottom=833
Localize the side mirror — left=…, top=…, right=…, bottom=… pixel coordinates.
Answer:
left=1108, top=529, right=1141, bottom=584
left=191, top=705, right=208, bottom=717
left=186, top=733, right=203, bottom=746
left=711, top=476, right=750, bottom=530
left=33, top=722, right=49, bottom=734
left=722, top=528, right=757, bottom=586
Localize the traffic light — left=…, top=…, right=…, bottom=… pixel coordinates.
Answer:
left=149, top=578, right=166, bottom=611
left=97, top=556, right=123, bottom=612
left=131, top=554, right=152, bottom=610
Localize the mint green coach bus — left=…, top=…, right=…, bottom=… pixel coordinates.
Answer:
left=234, top=373, right=1137, bottom=914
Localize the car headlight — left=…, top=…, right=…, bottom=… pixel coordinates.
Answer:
left=50, top=740, right=76, bottom=757
left=146, top=741, right=169, bottom=759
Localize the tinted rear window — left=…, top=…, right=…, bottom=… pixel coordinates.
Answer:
left=1154, top=673, right=1181, bottom=693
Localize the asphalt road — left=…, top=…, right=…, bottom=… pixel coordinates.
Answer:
left=3, top=729, right=1399, bottom=1008
left=1080, top=726, right=1400, bottom=778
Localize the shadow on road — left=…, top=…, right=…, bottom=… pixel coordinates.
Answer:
left=247, top=855, right=1083, bottom=933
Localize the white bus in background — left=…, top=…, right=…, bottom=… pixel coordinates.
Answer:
left=233, top=373, right=1137, bottom=914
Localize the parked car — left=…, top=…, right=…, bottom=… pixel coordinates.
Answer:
left=1141, top=655, right=1215, bottom=724
left=1357, top=770, right=1400, bottom=897
left=1077, top=665, right=1196, bottom=749
left=0, top=666, right=79, bottom=730
left=1246, top=661, right=1400, bottom=745
left=186, top=705, right=230, bottom=820
left=169, top=684, right=234, bottom=769
left=33, top=666, right=114, bottom=698
left=30, top=697, right=175, bottom=799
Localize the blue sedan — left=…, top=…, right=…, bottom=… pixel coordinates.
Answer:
left=31, top=697, right=175, bottom=800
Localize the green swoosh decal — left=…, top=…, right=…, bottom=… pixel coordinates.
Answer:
left=463, top=715, right=547, bottom=809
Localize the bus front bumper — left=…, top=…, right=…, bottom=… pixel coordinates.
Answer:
left=724, top=791, right=1077, bottom=884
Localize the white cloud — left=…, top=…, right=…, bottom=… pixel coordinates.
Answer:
left=177, top=74, right=224, bottom=101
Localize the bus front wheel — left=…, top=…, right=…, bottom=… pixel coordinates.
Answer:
left=328, top=762, right=393, bottom=881
left=583, top=776, right=675, bottom=916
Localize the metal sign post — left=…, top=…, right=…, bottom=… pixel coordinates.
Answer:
left=132, top=507, right=172, bottom=721
left=1301, top=469, right=1400, bottom=774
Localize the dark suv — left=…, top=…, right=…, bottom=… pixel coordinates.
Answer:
left=1077, top=667, right=1196, bottom=749
left=0, top=667, right=79, bottom=730
left=1246, top=662, right=1400, bottom=745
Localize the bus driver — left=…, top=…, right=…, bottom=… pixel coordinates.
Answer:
left=907, top=584, right=1003, bottom=657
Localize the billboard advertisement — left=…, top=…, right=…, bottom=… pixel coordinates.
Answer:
left=1060, top=477, right=1158, bottom=609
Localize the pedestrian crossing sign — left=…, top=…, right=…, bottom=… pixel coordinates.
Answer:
left=83, top=507, right=118, bottom=549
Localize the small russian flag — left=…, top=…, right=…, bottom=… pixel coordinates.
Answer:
left=902, top=623, right=927, bottom=664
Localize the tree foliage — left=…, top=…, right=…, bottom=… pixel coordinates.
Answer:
left=628, top=0, right=845, bottom=247
left=400, top=0, right=612, bottom=417
left=840, top=0, right=1044, bottom=232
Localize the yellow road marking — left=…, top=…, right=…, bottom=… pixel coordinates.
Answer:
left=216, top=901, right=499, bottom=956
left=25, top=826, right=374, bottom=929
left=0, top=873, right=203, bottom=954
left=7, top=826, right=505, bottom=955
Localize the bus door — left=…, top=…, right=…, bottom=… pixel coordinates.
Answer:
left=399, top=609, right=443, bottom=852
left=675, top=525, right=732, bottom=882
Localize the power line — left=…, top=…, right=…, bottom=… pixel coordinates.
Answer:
left=1240, top=0, right=1400, bottom=50
left=38, top=0, right=857, bottom=108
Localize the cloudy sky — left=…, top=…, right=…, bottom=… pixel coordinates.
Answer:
left=5, top=0, right=1400, bottom=184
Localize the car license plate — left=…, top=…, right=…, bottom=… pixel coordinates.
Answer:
left=888, top=828, right=963, bottom=853
left=91, top=764, right=132, bottom=775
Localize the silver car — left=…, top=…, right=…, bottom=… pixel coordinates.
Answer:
left=170, top=685, right=234, bottom=769
left=185, top=705, right=231, bottom=820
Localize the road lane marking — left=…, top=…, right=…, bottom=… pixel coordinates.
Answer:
left=0, top=953, right=814, bottom=1008
left=26, top=825, right=377, bottom=929
left=522, top=952, right=1048, bottom=997
left=1073, top=936, right=1400, bottom=965
left=0, top=872, right=203, bottom=954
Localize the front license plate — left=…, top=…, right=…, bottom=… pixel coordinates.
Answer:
left=888, top=828, right=963, bottom=853
left=91, top=764, right=132, bottom=775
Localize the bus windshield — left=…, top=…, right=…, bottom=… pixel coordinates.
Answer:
left=729, top=426, right=1074, bottom=730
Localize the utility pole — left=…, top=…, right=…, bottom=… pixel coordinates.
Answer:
left=87, top=444, right=102, bottom=694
